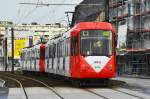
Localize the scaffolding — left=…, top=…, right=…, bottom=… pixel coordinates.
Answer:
left=109, top=0, right=150, bottom=75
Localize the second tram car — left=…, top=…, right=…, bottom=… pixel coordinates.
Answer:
left=21, top=22, right=116, bottom=84
left=21, top=44, right=45, bottom=73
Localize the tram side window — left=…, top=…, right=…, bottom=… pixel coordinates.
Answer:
left=60, top=43, right=61, bottom=57
left=27, top=52, right=29, bottom=59
left=45, top=47, right=47, bottom=59
left=50, top=46, right=52, bottom=58
left=62, top=41, right=65, bottom=57
left=71, top=36, right=78, bottom=56
left=58, top=43, right=60, bottom=57
left=37, top=50, right=40, bottom=59
left=61, top=42, right=63, bottom=57
left=36, top=50, right=38, bottom=59
left=25, top=52, right=26, bottom=60
left=56, top=44, right=57, bottom=57
left=27, top=51, right=29, bottom=60
left=60, top=42, right=62, bottom=57
left=30, top=51, right=31, bottom=59
left=28, top=51, right=30, bottom=59
left=26, top=52, right=27, bottom=59
left=26, top=51, right=28, bottom=60
left=52, top=44, right=56, bottom=58
left=65, top=38, right=70, bottom=56
left=63, top=41, right=66, bottom=57
left=24, top=53, right=26, bottom=60
left=22, top=53, right=24, bottom=60
left=24, top=53, right=25, bottom=60
left=30, top=51, right=32, bottom=59
left=65, top=41, right=67, bottom=56
left=32, top=51, right=34, bottom=59
left=59, top=43, right=61, bottom=57
left=49, top=46, right=52, bottom=58
left=57, top=43, right=59, bottom=57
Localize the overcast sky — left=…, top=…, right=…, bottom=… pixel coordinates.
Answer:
left=0, top=0, right=83, bottom=24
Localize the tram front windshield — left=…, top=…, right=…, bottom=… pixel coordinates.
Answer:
left=80, top=30, right=112, bottom=56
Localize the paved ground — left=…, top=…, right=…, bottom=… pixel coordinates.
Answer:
left=1, top=86, right=150, bottom=99
left=0, top=76, right=150, bottom=99
left=0, top=81, right=3, bottom=87
left=25, top=87, right=61, bottom=99
left=53, top=87, right=104, bottom=99
left=0, top=87, right=8, bottom=99
left=114, top=76, right=150, bottom=95
left=7, top=88, right=26, bottom=99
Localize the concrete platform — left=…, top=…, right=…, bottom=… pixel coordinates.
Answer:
left=0, top=87, right=9, bottom=99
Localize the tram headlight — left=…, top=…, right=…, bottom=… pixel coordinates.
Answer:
left=106, top=65, right=113, bottom=71
left=109, top=65, right=113, bottom=71
left=81, top=64, right=86, bottom=72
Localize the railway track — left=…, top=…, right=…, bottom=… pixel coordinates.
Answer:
left=0, top=74, right=28, bottom=99
left=84, top=88, right=147, bottom=99
left=83, top=89, right=109, bottom=99
left=0, top=72, right=149, bottom=99
left=0, top=72, right=108, bottom=99
left=0, top=72, right=64, bottom=99
left=111, top=88, right=145, bottom=99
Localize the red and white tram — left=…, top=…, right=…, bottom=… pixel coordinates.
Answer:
left=21, top=22, right=116, bottom=83
left=21, top=44, right=45, bottom=73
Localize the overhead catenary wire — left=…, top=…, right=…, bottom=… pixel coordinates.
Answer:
left=48, top=0, right=67, bottom=23
left=36, top=0, right=66, bottom=23
left=19, top=1, right=104, bottom=24
left=18, top=1, right=103, bottom=24
left=18, top=0, right=42, bottom=23
left=12, top=5, right=22, bottom=23
left=19, top=3, right=103, bottom=6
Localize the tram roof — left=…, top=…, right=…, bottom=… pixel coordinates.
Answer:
left=73, top=22, right=115, bottom=32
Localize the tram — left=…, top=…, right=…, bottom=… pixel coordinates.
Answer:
left=21, top=22, right=116, bottom=84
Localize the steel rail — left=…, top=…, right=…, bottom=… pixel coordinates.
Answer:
left=85, top=88, right=146, bottom=99
left=0, top=74, right=28, bottom=99
left=111, top=88, right=145, bottom=99
left=4, top=72, right=64, bottom=99
left=83, top=89, right=109, bottom=99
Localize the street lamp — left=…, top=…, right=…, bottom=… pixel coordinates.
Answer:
left=4, top=27, right=8, bottom=72
left=11, top=28, right=14, bottom=73
left=0, top=29, right=4, bottom=71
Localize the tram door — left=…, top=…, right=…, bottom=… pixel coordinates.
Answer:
left=70, top=35, right=79, bottom=76
left=147, top=54, right=150, bottom=73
